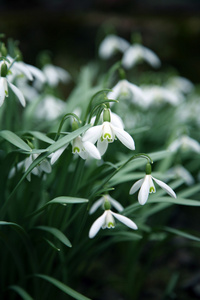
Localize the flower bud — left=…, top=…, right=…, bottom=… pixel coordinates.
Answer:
left=0, top=62, right=8, bottom=77
left=103, top=108, right=111, bottom=122
left=72, top=120, right=79, bottom=131
left=104, top=199, right=111, bottom=210
left=145, top=162, right=152, bottom=175
left=0, top=43, right=7, bottom=57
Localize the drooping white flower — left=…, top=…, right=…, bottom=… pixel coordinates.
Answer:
left=122, top=44, right=161, bottom=69
left=89, top=209, right=138, bottom=238
left=167, top=165, right=194, bottom=186
left=42, top=64, right=71, bottom=87
left=107, top=79, right=145, bottom=106
left=129, top=163, right=176, bottom=205
left=98, top=34, right=130, bottom=59
left=34, top=95, right=66, bottom=120
left=89, top=194, right=124, bottom=215
left=168, top=135, right=200, bottom=154
left=82, top=120, right=135, bottom=156
left=9, top=154, right=52, bottom=181
left=141, top=85, right=183, bottom=108
left=0, top=76, right=26, bottom=107
left=91, top=109, right=125, bottom=129
left=165, top=76, right=194, bottom=94
left=72, top=136, right=101, bottom=160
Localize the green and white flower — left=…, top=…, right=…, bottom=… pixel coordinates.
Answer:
left=168, top=135, right=200, bottom=153
left=89, top=209, right=137, bottom=238
left=89, top=194, right=124, bottom=215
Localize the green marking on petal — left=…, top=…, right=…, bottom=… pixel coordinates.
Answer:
left=5, top=90, right=8, bottom=96
left=108, top=222, right=114, bottom=228
left=73, top=147, right=80, bottom=153
left=103, top=133, right=112, bottom=139
left=149, top=187, right=155, bottom=193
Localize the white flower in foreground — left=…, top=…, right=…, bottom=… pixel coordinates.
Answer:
left=9, top=154, right=52, bottom=181
left=129, top=163, right=176, bottom=205
left=168, top=165, right=194, bottom=186
left=82, top=120, right=135, bottom=156
left=107, top=79, right=145, bottom=106
left=91, top=110, right=125, bottom=129
left=122, top=44, right=161, bottom=69
left=99, top=34, right=130, bottom=59
left=0, top=75, right=26, bottom=107
left=89, top=209, right=137, bottom=238
left=42, top=64, right=71, bottom=87
left=168, top=135, right=200, bottom=154
left=89, top=194, right=124, bottom=215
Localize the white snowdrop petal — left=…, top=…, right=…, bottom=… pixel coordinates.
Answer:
left=39, top=160, right=52, bottom=173
left=13, top=61, right=33, bottom=81
left=129, top=178, right=144, bottom=195
left=108, top=197, right=124, bottom=212
left=8, top=82, right=26, bottom=107
left=83, top=141, right=101, bottom=160
left=110, top=112, right=125, bottom=129
left=152, top=177, right=177, bottom=198
left=89, top=198, right=104, bottom=215
left=50, top=145, right=68, bottom=165
left=112, top=125, right=135, bottom=150
left=97, top=139, right=108, bottom=156
left=26, top=64, right=46, bottom=83
left=111, top=211, right=138, bottom=230
left=89, top=211, right=107, bottom=238
left=143, top=47, right=161, bottom=68
left=122, top=46, right=139, bottom=69
left=82, top=125, right=102, bottom=144
left=138, top=175, right=150, bottom=205
left=0, top=78, right=7, bottom=106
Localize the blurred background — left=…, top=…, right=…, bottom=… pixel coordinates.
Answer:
left=1, top=0, right=200, bottom=82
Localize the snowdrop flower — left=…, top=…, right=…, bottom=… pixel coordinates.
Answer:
left=50, top=136, right=101, bottom=165
left=168, top=165, right=194, bottom=186
left=34, top=95, right=66, bottom=120
left=9, top=154, right=52, bottom=181
left=99, top=34, right=130, bottom=59
left=107, top=79, right=145, bottom=106
left=42, top=64, right=71, bottom=87
left=0, top=61, right=26, bottom=107
left=141, top=85, right=183, bottom=107
left=89, top=194, right=124, bottom=215
left=122, top=44, right=161, bottom=69
left=89, top=200, right=137, bottom=238
left=91, top=109, right=125, bottom=129
left=168, top=135, right=200, bottom=153
left=129, top=163, right=176, bottom=205
left=165, top=76, right=194, bottom=94
left=82, top=108, right=135, bottom=156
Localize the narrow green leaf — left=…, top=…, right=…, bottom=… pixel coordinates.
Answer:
left=0, top=130, right=32, bottom=151
left=34, top=226, right=72, bottom=248
left=164, top=226, right=200, bottom=242
left=28, top=196, right=88, bottom=217
left=35, top=274, right=92, bottom=300
left=9, top=285, right=33, bottom=300
left=0, top=221, right=27, bottom=236
left=28, top=131, right=55, bottom=144
left=43, top=238, right=61, bottom=251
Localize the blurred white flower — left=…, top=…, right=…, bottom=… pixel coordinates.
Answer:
left=82, top=120, right=135, bottom=156
left=122, top=44, right=161, bottom=69
left=165, top=76, right=194, bottom=94
left=34, top=95, right=66, bottom=120
left=107, top=79, right=145, bottom=105
left=168, top=165, right=194, bottom=186
left=9, top=154, right=52, bottom=181
left=42, top=64, right=71, bottom=87
left=89, top=194, right=124, bottom=215
left=141, top=85, right=184, bottom=108
left=99, top=34, right=130, bottom=59
left=129, top=174, right=176, bottom=205
left=89, top=209, right=137, bottom=238
left=168, top=135, right=200, bottom=153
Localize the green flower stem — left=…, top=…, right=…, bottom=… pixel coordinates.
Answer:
left=55, top=113, right=82, bottom=141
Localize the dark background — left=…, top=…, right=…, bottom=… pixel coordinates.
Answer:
left=1, top=0, right=200, bottom=83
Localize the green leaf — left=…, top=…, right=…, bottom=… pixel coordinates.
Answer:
left=0, top=221, right=27, bottom=237
left=9, top=285, right=34, bottom=300
left=35, top=274, right=92, bottom=300
left=28, top=196, right=88, bottom=217
left=164, top=226, right=200, bottom=242
left=28, top=131, right=55, bottom=144
left=33, top=226, right=72, bottom=248
left=0, top=130, right=32, bottom=151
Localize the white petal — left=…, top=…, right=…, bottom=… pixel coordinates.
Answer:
left=168, top=139, right=181, bottom=152
left=129, top=178, right=144, bottom=195
left=13, top=61, right=33, bottom=81
left=89, top=198, right=104, bottom=215
left=26, top=64, right=46, bottom=83
left=83, top=141, right=101, bottom=159
left=111, top=211, right=138, bottom=230
left=55, top=66, right=71, bottom=83
left=186, top=137, right=200, bottom=153
left=97, top=139, right=108, bottom=156
left=152, top=177, right=177, bottom=198
left=143, top=47, right=161, bottom=68
left=110, top=111, right=124, bottom=129
left=82, top=125, right=102, bottom=144
left=0, top=78, right=7, bottom=106
left=8, top=81, right=26, bottom=107
left=107, top=81, right=122, bottom=100
left=50, top=145, right=68, bottom=165
left=138, top=175, right=150, bottom=205
left=39, top=160, right=52, bottom=173
left=127, top=81, right=146, bottom=103
left=111, top=125, right=135, bottom=150
left=78, top=151, right=88, bottom=160
left=89, top=211, right=107, bottom=238
left=108, top=196, right=124, bottom=212
left=122, top=46, right=140, bottom=69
